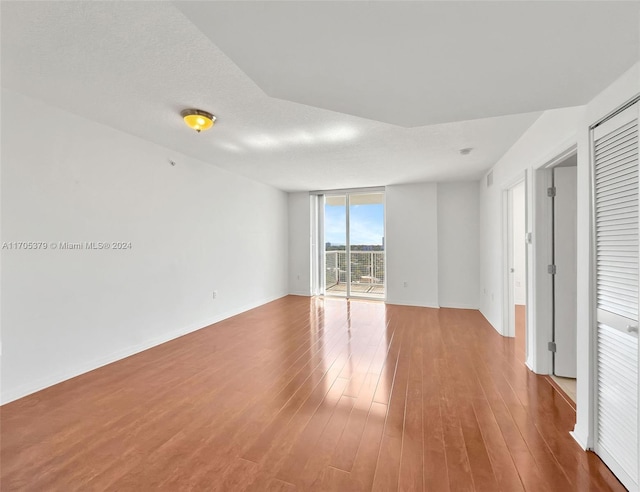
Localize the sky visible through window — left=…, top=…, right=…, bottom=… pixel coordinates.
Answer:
left=325, top=203, right=384, bottom=246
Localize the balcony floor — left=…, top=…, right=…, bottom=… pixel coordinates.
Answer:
left=326, top=282, right=384, bottom=299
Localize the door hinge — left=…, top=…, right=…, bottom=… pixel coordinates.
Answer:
left=548, top=264, right=557, bottom=275
left=548, top=341, right=557, bottom=352
left=547, top=186, right=556, bottom=197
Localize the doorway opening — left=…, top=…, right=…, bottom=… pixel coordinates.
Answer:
left=549, top=155, right=578, bottom=402
left=507, top=180, right=527, bottom=362
left=317, top=190, right=385, bottom=300
left=528, top=147, right=579, bottom=404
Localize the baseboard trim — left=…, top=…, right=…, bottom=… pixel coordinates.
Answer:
left=439, top=303, right=480, bottom=310
left=479, top=309, right=503, bottom=336
left=569, top=430, right=589, bottom=451
left=1, top=293, right=288, bottom=405
left=385, top=299, right=439, bottom=309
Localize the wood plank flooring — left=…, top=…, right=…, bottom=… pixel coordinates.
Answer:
left=1, top=296, right=625, bottom=491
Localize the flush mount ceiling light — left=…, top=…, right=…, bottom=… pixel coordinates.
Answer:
left=181, top=109, right=216, bottom=133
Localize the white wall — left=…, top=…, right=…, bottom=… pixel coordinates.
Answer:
left=385, top=183, right=439, bottom=307
left=1, top=89, right=289, bottom=404
left=287, top=192, right=312, bottom=296
left=437, top=182, right=480, bottom=309
left=512, top=182, right=526, bottom=305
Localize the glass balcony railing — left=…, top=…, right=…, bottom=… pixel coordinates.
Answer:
left=325, top=250, right=385, bottom=298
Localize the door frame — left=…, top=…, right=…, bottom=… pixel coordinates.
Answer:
left=531, top=144, right=578, bottom=376
left=503, top=176, right=527, bottom=340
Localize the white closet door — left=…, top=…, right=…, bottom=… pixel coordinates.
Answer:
left=594, top=102, right=639, bottom=492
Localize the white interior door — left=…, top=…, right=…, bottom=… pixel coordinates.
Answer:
left=553, top=166, right=577, bottom=378
left=593, top=102, right=639, bottom=491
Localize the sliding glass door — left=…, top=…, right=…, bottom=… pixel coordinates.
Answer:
left=322, top=191, right=385, bottom=299
left=324, top=195, right=348, bottom=296
left=349, top=193, right=385, bottom=298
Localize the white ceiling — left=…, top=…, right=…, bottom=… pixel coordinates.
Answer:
left=177, top=1, right=640, bottom=128
left=1, top=2, right=638, bottom=192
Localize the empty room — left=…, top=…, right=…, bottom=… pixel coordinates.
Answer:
left=2, top=1, right=639, bottom=491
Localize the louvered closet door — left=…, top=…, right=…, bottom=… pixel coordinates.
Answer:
left=594, top=102, right=639, bottom=492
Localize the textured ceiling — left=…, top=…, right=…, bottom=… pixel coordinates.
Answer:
left=1, top=2, right=636, bottom=191
left=177, top=1, right=640, bottom=127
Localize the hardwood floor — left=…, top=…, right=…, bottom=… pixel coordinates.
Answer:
left=1, top=296, right=624, bottom=491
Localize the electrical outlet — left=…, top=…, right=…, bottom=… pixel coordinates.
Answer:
left=403, top=281, right=408, bottom=288
left=212, top=290, right=218, bottom=299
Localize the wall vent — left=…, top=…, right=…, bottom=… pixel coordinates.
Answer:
left=486, top=170, right=494, bottom=187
